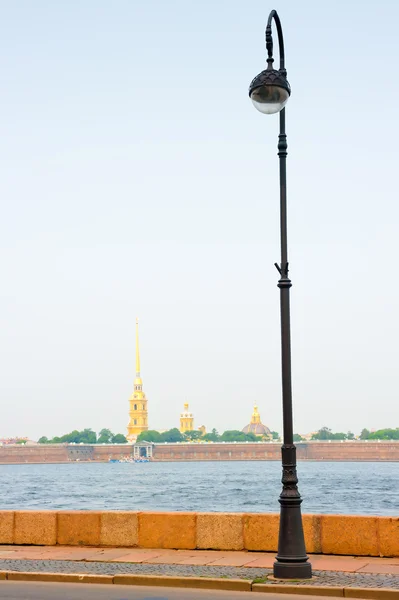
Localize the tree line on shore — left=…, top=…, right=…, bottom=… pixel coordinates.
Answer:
left=38, top=428, right=127, bottom=445
left=36, top=426, right=399, bottom=445
left=136, top=428, right=280, bottom=444
left=295, top=427, right=399, bottom=441
left=359, top=428, right=399, bottom=440
left=37, top=427, right=279, bottom=445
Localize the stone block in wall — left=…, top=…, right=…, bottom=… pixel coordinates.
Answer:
left=243, top=513, right=279, bottom=551
left=138, top=512, right=196, bottom=549
left=302, top=514, right=321, bottom=554
left=0, top=511, right=14, bottom=544
left=378, top=517, right=399, bottom=557
left=321, top=514, right=379, bottom=556
left=196, top=513, right=243, bottom=550
left=57, top=511, right=101, bottom=546
left=14, top=511, right=56, bottom=545
left=100, top=512, right=138, bottom=547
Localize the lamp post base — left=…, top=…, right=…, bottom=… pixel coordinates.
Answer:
left=273, top=560, right=312, bottom=579
left=274, top=444, right=312, bottom=579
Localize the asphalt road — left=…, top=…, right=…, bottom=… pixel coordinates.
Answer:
left=0, top=582, right=352, bottom=600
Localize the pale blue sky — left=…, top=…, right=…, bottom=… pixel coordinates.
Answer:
left=1, top=0, right=398, bottom=439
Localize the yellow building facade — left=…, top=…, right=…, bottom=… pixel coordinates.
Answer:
left=127, top=319, right=149, bottom=441
left=180, top=403, right=194, bottom=433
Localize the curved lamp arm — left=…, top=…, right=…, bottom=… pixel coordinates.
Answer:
left=248, top=9, right=290, bottom=112
left=266, top=10, right=286, bottom=73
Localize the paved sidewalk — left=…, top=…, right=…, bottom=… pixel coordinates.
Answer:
left=0, top=546, right=398, bottom=592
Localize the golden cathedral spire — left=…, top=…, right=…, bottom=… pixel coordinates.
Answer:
left=127, top=318, right=149, bottom=442
left=251, top=404, right=261, bottom=425
left=135, top=318, right=141, bottom=381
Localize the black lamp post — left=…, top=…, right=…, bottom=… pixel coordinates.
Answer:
left=249, top=10, right=312, bottom=580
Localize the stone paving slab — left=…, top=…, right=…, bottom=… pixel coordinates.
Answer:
left=309, top=557, right=370, bottom=572
left=2, top=546, right=399, bottom=573
left=357, top=563, right=399, bottom=575
left=0, top=559, right=398, bottom=590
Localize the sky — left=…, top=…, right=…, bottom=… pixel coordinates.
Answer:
left=1, top=0, right=399, bottom=440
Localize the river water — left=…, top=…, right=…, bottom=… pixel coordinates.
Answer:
left=0, top=461, right=397, bottom=515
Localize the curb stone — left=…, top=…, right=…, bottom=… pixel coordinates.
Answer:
left=253, top=584, right=344, bottom=596
left=113, top=574, right=252, bottom=590
left=5, top=572, right=114, bottom=584
left=0, top=571, right=398, bottom=597
left=343, top=588, right=399, bottom=599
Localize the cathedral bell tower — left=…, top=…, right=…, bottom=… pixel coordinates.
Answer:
left=127, top=319, right=149, bottom=441
left=180, top=403, right=194, bottom=433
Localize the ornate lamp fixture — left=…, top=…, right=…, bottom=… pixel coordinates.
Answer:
left=249, top=10, right=312, bottom=580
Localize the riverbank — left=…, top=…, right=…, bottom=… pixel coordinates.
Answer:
left=0, top=511, right=398, bottom=558
left=1, top=441, right=399, bottom=464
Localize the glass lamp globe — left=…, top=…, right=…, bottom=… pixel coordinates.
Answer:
left=250, top=84, right=290, bottom=115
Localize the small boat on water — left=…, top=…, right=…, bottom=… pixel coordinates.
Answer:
left=108, top=457, right=150, bottom=463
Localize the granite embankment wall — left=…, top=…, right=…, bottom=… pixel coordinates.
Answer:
left=0, top=511, right=398, bottom=557
left=152, top=441, right=399, bottom=462
left=1, top=441, right=399, bottom=464
left=0, top=444, right=134, bottom=464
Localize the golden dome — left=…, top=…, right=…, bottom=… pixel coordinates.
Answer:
left=242, top=405, right=271, bottom=437
left=242, top=422, right=272, bottom=436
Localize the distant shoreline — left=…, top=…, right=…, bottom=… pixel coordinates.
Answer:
left=1, top=458, right=399, bottom=465
left=1, top=440, right=398, bottom=464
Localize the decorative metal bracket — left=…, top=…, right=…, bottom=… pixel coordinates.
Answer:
left=274, top=262, right=289, bottom=276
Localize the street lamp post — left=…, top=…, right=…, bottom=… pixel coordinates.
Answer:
left=249, top=10, right=312, bottom=580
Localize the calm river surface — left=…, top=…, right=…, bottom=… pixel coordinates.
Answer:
left=0, top=461, right=397, bottom=515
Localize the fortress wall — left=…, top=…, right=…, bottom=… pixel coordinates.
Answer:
left=152, top=441, right=399, bottom=462
left=153, top=443, right=281, bottom=461
left=92, top=445, right=134, bottom=461
left=1, top=441, right=398, bottom=464
left=0, top=510, right=397, bottom=557
left=297, top=442, right=399, bottom=461
left=0, top=444, right=136, bottom=464
left=0, top=445, right=68, bottom=464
